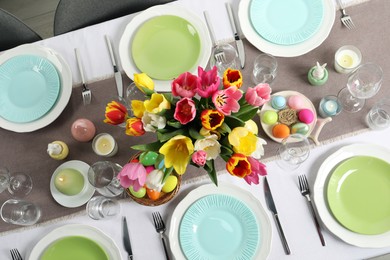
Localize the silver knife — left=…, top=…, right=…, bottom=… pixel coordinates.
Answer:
left=226, top=3, right=245, bottom=69
left=105, top=35, right=123, bottom=97
left=263, top=177, right=291, bottom=255
left=122, top=216, right=134, bottom=260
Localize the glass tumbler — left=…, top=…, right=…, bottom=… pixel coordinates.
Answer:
left=86, top=196, right=120, bottom=220
left=276, top=134, right=311, bottom=171
left=1, top=199, right=41, bottom=225
left=87, top=161, right=124, bottom=197
left=209, top=43, right=239, bottom=77
left=366, top=98, right=390, bottom=130
left=0, top=167, right=10, bottom=193
left=252, top=53, right=278, bottom=85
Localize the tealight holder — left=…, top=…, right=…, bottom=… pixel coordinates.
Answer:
left=334, top=45, right=362, bottom=74
left=92, top=133, right=118, bottom=157
left=318, top=95, right=342, bottom=118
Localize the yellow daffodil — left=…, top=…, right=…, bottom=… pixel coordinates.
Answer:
left=228, top=127, right=257, bottom=156
left=131, top=100, right=145, bottom=118
left=144, top=93, right=171, bottom=114
left=133, top=73, right=154, bottom=93
left=159, top=135, right=194, bottom=175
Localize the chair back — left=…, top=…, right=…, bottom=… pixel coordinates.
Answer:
left=54, top=0, right=176, bottom=35
left=0, top=9, right=42, bottom=52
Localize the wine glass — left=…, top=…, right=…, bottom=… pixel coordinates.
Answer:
left=276, top=134, right=311, bottom=171
left=0, top=167, right=33, bottom=197
left=338, top=63, right=383, bottom=113
left=87, top=161, right=124, bottom=197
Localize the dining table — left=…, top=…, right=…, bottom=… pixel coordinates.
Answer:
left=0, top=0, right=390, bottom=259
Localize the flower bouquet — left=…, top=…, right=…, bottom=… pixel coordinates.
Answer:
left=104, top=66, right=271, bottom=202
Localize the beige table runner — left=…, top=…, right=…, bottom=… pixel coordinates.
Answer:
left=1, top=0, right=389, bottom=234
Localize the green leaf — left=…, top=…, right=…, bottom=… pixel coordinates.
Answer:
left=162, top=167, right=174, bottom=183
left=217, top=122, right=231, bottom=135
left=140, top=86, right=155, bottom=96
left=157, top=128, right=186, bottom=142
left=167, top=120, right=183, bottom=129
left=131, top=141, right=162, bottom=152
left=224, top=115, right=245, bottom=128
left=204, top=160, right=218, bottom=186
left=189, top=127, right=204, bottom=140
left=220, top=145, right=234, bottom=156
left=233, top=104, right=259, bottom=121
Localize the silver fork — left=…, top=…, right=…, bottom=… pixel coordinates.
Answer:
left=337, top=0, right=355, bottom=29
left=75, top=48, right=91, bottom=105
left=298, top=175, right=326, bottom=246
left=10, top=248, right=23, bottom=260
left=203, top=11, right=227, bottom=64
left=152, top=212, right=170, bottom=260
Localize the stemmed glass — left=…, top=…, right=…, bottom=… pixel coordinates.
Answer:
left=0, top=167, right=33, bottom=197
left=276, top=134, right=311, bottom=171
left=338, top=63, right=383, bottom=113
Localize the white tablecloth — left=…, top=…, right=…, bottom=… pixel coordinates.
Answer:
left=1, top=0, right=389, bottom=259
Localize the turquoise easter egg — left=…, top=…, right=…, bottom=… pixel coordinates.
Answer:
left=139, top=151, right=159, bottom=166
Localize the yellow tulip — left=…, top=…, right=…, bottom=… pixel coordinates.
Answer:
left=131, top=100, right=145, bottom=118
left=159, top=135, right=194, bottom=175
left=228, top=127, right=257, bottom=156
left=144, top=93, right=171, bottom=114
left=133, top=73, right=154, bottom=93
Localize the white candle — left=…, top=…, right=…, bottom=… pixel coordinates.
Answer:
left=334, top=45, right=362, bottom=74
left=92, top=133, right=118, bottom=157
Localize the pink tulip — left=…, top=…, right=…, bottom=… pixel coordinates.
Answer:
left=117, top=162, right=147, bottom=191
left=197, top=66, right=220, bottom=98
left=244, top=157, right=267, bottom=185
left=171, top=72, right=200, bottom=98
left=212, top=86, right=242, bottom=115
left=245, top=83, right=272, bottom=107
left=192, top=150, right=207, bottom=166
left=174, top=97, right=196, bottom=125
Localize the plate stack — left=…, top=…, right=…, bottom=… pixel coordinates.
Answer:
left=0, top=44, right=72, bottom=132
left=238, top=0, right=335, bottom=57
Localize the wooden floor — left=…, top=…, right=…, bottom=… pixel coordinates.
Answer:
left=0, top=0, right=59, bottom=39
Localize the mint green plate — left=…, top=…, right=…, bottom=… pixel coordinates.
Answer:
left=249, top=0, right=324, bottom=45
left=0, top=55, right=60, bottom=123
left=40, top=236, right=108, bottom=260
left=179, top=194, right=259, bottom=259
left=131, top=15, right=201, bottom=80
left=327, top=156, right=390, bottom=235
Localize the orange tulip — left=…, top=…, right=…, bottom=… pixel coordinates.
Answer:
left=226, top=153, right=251, bottom=178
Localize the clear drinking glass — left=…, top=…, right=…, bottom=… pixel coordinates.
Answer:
left=338, top=63, right=383, bottom=113
left=0, top=167, right=11, bottom=193
left=251, top=53, right=278, bottom=85
left=366, top=98, right=390, bottom=130
left=1, top=199, right=41, bottom=225
left=87, top=161, right=124, bottom=197
left=0, top=167, right=33, bottom=197
left=209, top=43, right=239, bottom=77
left=86, top=196, right=120, bottom=220
left=276, top=134, right=310, bottom=171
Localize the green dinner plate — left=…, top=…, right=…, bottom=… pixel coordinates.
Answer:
left=40, top=236, right=109, bottom=260
left=327, top=156, right=390, bottom=235
left=131, top=15, right=201, bottom=80
left=249, top=0, right=324, bottom=45
left=179, top=194, right=259, bottom=259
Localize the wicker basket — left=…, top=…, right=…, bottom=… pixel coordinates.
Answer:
left=126, top=153, right=181, bottom=207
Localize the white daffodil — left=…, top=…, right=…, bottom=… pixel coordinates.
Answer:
left=194, top=134, right=221, bottom=160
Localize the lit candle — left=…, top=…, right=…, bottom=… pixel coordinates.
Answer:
left=54, top=168, right=85, bottom=196
left=319, top=96, right=341, bottom=118
left=334, top=45, right=362, bottom=74
left=92, top=133, right=118, bottom=157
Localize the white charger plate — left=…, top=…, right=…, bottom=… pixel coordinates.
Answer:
left=238, top=0, right=335, bottom=57
left=119, top=5, right=212, bottom=92
left=28, top=224, right=121, bottom=259
left=168, top=183, right=272, bottom=259
left=313, top=143, right=390, bottom=248
left=0, top=44, right=72, bottom=132
left=50, top=160, right=95, bottom=208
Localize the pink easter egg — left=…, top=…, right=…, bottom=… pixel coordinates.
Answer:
left=71, top=118, right=96, bottom=142
left=288, top=95, right=305, bottom=109
left=298, top=109, right=314, bottom=124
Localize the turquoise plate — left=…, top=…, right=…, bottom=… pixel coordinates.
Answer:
left=131, top=15, right=201, bottom=80
left=249, top=0, right=324, bottom=45
left=40, top=236, right=108, bottom=260
left=179, top=194, right=259, bottom=259
left=327, top=156, right=390, bottom=235
left=0, top=55, right=60, bottom=123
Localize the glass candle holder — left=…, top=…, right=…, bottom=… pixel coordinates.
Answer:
left=334, top=45, right=362, bottom=74
left=92, top=133, right=118, bottom=157
left=318, top=96, right=342, bottom=118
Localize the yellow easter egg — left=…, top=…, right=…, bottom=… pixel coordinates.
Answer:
left=162, top=175, right=178, bottom=193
